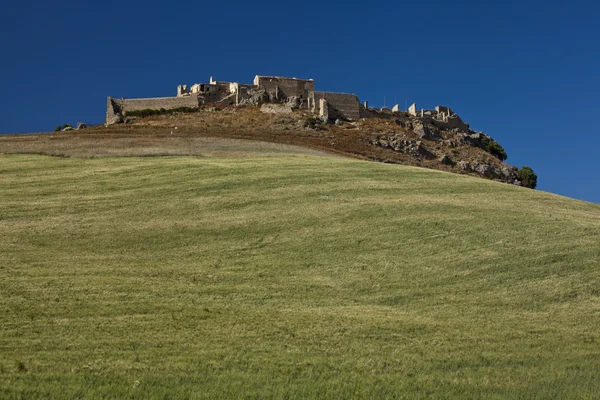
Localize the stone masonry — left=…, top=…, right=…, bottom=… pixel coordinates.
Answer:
left=105, top=74, right=468, bottom=128
left=314, top=92, right=361, bottom=121
left=106, top=96, right=200, bottom=124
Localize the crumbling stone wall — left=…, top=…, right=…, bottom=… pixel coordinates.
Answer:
left=432, top=115, right=470, bottom=131
left=106, top=96, right=200, bottom=123
left=319, top=99, right=329, bottom=122
left=408, top=103, right=418, bottom=116
left=108, top=75, right=473, bottom=129
left=202, top=83, right=232, bottom=104
left=255, top=76, right=315, bottom=107
left=106, top=97, right=121, bottom=125
left=314, top=92, right=361, bottom=121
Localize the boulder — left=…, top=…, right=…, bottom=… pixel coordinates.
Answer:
left=413, top=121, right=440, bottom=141
left=76, top=122, right=87, bottom=130
left=458, top=160, right=471, bottom=171
left=439, top=154, right=455, bottom=166
left=475, top=163, right=493, bottom=177
left=260, top=104, right=293, bottom=115
left=412, top=141, right=435, bottom=159
left=501, top=167, right=514, bottom=180
left=413, top=121, right=427, bottom=138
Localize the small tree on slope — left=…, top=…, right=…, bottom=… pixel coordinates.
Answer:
left=517, top=166, right=538, bottom=189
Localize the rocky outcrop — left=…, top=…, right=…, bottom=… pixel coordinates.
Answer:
left=458, top=160, right=521, bottom=185
left=413, top=121, right=441, bottom=140
left=372, top=135, right=435, bottom=159
left=438, top=154, right=455, bottom=166
left=369, top=115, right=519, bottom=185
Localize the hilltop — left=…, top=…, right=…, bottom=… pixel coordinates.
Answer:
left=3, top=104, right=536, bottom=188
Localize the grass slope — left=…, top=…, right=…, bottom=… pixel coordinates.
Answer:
left=0, top=154, right=599, bottom=399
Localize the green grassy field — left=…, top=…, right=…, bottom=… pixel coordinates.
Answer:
left=1, top=153, right=599, bottom=399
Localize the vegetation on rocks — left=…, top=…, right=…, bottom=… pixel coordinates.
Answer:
left=54, top=123, right=73, bottom=132
left=480, top=135, right=508, bottom=161
left=303, top=115, right=322, bottom=129
left=124, top=106, right=198, bottom=118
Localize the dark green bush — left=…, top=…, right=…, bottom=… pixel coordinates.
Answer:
left=304, top=116, right=319, bottom=129
left=517, top=166, right=537, bottom=189
left=125, top=107, right=198, bottom=118
left=480, top=136, right=508, bottom=161
left=54, top=124, right=73, bottom=132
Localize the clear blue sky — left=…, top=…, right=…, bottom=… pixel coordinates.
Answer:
left=1, top=0, right=599, bottom=203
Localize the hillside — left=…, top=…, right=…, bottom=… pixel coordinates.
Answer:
left=2, top=105, right=533, bottom=187
left=0, top=150, right=599, bottom=398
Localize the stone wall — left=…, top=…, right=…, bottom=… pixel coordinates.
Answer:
left=255, top=76, right=314, bottom=107
left=106, top=97, right=121, bottom=124
left=431, top=115, right=470, bottom=132
left=204, top=83, right=232, bottom=104
left=408, top=103, right=417, bottom=116
left=314, top=92, right=361, bottom=121
left=319, top=99, right=329, bottom=122
left=106, top=95, right=200, bottom=123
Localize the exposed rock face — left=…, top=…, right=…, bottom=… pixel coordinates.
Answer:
left=439, top=154, right=455, bottom=166
left=372, top=135, right=435, bottom=159
left=369, top=114, right=520, bottom=185
left=413, top=121, right=441, bottom=140
left=458, top=160, right=470, bottom=171
left=457, top=160, right=520, bottom=184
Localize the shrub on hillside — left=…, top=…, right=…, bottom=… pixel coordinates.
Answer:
left=303, top=116, right=321, bottom=129
left=125, top=107, right=198, bottom=118
left=480, top=136, right=508, bottom=161
left=54, top=124, right=73, bottom=132
left=517, top=166, right=537, bottom=189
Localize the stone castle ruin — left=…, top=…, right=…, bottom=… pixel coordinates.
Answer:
left=106, top=75, right=374, bottom=125
left=106, top=74, right=463, bottom=130
left=104, top=75, right=524, bottom=185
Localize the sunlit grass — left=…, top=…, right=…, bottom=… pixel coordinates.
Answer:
left=0, top=154, right=599, bottom=398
